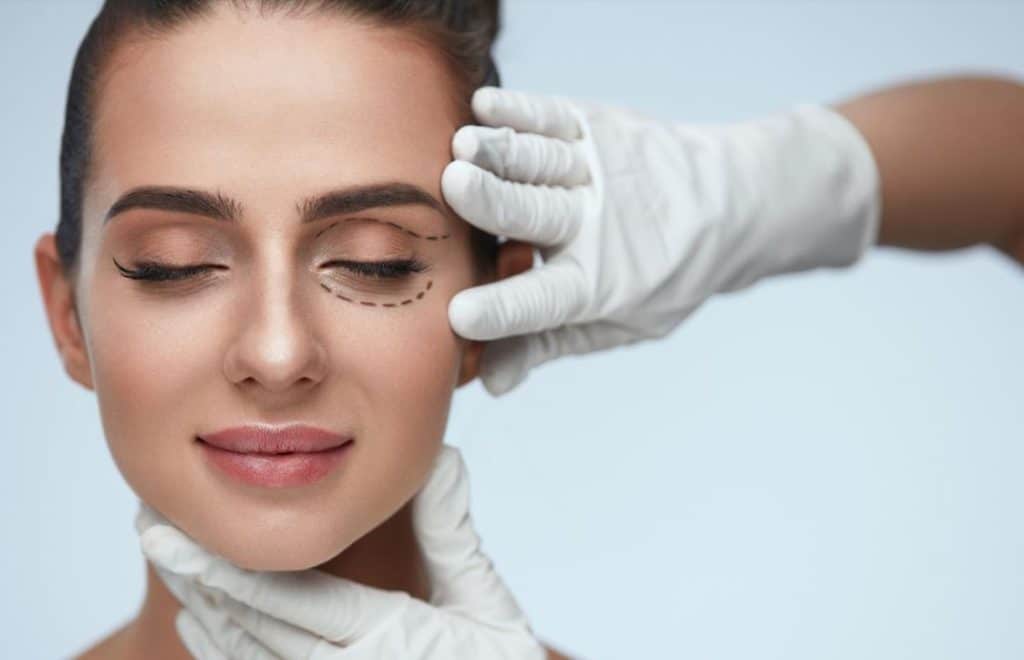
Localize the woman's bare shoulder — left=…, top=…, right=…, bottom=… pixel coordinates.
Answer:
left=73, top=622, right=133, bottom=660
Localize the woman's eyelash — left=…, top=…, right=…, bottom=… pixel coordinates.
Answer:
left=320, top=259, right=428, bottom=279
left=112, top=257, right=222, bottom=282
left=112, top=257, right=428, bottom=282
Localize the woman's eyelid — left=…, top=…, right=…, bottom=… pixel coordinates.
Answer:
left=314, top=215, right=450, bottom=248
left=313, top=236, right=430, bottom=266
left=322, top=256, right=430, bottom=272
left=118, top=238, right=232, bottom=269
left=118, top=215, right=434, bottom=256
left=117, top=218, right=441, bottom=271
left=111, top=217, right=231, bottom=251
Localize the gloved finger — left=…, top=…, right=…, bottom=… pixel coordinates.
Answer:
left=411, top=446, right=531, bottom=624
left=452, top=125, right=590, bottom=187
left=472, top=87, right=582, bottom=140
left=141, top=523, right=411, bottom=646
left=447, top=262, right=586, bottom=341
left=478, top=322, right=638, bottom=396
left=135, top=503, right=196, bottom=606
left=218, top=595, right=321, bottom=660
left=153, top=563, right=192, bottom=608
left=176, top=610, right=230, bottom=660
left=175, top=579, right=278, bottom=660
left=441, top=160, right=585, bottom=246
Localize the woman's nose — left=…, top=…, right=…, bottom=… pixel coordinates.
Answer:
left=222, top=274, right=328, bottom=396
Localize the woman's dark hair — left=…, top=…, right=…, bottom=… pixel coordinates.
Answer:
left=56, top=0, right=501, bottom=281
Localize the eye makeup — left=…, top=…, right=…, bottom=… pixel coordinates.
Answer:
left=316, top=217, right=451, bottom=242
left=111, top=216, right=449, bottom=308
left=313, top=216, right=448, bottom=308
left=317, top=268, right=435, bottom=308
left=112, top=255, right=224, bottom=282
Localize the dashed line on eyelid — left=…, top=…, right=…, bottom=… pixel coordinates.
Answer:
left=316, top=217, right=451, bottom=241
left=315, top=216, right=444, bottom=309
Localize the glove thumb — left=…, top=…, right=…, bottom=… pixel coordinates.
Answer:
left=411, top=446, right=530, bottom=628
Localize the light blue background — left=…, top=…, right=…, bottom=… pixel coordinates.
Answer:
left=4, top=1, right=1022, bottom=658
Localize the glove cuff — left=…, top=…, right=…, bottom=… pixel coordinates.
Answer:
left=789, top=102, right=882, bottom=268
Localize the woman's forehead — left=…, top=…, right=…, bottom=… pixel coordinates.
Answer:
left=90, top=9, right=461, bottom=215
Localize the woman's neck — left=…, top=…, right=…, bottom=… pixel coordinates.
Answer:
left=126, top=502, right=428, bottom=659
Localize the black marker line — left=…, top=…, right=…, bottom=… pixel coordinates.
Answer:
left=322, top=279, right=435, bottom=309
left=318, top=217, right=450, bottom=241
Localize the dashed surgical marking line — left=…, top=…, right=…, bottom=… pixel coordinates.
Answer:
left=313, top=214, right=446, bottom=311
left=383, top=220, right=449, bottom=240
left=316, top=217, right=445, bottom=309
left=321, top=279, right=435, bottom=309
left=318, top=217, right=451, bottom=241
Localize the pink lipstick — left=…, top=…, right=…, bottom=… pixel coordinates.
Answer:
left=197, top=423, right=352, bottom=488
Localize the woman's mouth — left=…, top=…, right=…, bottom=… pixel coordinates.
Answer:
left=196, top=423, right=354, bottom=488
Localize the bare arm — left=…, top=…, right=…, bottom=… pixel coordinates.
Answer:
left=836, top=75, right=1024, bottom=265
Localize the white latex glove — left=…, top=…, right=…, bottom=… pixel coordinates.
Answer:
left=135, top=445, right=543, bottom=660
left=442, top=88, right=881, bottom=395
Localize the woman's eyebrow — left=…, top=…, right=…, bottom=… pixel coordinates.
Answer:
left=103, top=183, right=447, bottom=226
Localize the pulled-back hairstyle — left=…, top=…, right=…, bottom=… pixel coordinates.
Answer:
left=56, top=0, right=501, bottom=281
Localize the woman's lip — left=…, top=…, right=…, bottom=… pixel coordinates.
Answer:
left=197, top=423, right=351, bottom=454
left=198, top=437, right=353, bottom=488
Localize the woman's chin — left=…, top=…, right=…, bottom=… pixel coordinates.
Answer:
left=223, top=546, right=335, bottom=572
left=187, top=510, right=364, bottom=572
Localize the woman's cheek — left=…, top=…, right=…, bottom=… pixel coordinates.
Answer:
left=365, top=300, right=462, bottom=419
left=86, top=302, right=205, bottom=508
left=358, top=296, right=462, bottom=462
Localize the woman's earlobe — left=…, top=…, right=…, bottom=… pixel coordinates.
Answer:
left=456, top=340, right=485, bottom=386
left=496, top=240, right=535, bottom=280
left=34, top=233, right=94, bottom=390
left=455, top=239, right=534, bottom=388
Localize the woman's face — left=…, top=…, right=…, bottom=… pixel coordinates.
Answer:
left=44, top=6, right=488, bottom=570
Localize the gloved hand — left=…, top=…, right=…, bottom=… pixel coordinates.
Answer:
left=442, top=88, right=881, bottom=395
left=136, top=445, right=544, bottom=660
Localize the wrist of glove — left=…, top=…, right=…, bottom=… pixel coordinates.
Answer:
left=441, top=89, right=881, bottom=394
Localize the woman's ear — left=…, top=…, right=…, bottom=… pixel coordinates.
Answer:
left=457, top=240, right=534, bottom=387
left=34, top=233, right=94, bottom=390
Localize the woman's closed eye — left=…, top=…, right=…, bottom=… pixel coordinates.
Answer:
left=112, top=256, right=224, bottom=283
left=319, top=258, right=428, bottom=279
left=112, top=256, right=429, bottom=284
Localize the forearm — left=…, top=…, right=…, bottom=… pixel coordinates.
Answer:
left=835, top=75, right=1024, bottom=264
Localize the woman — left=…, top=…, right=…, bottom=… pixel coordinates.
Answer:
left=33, top=0, right=567, bottom=657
